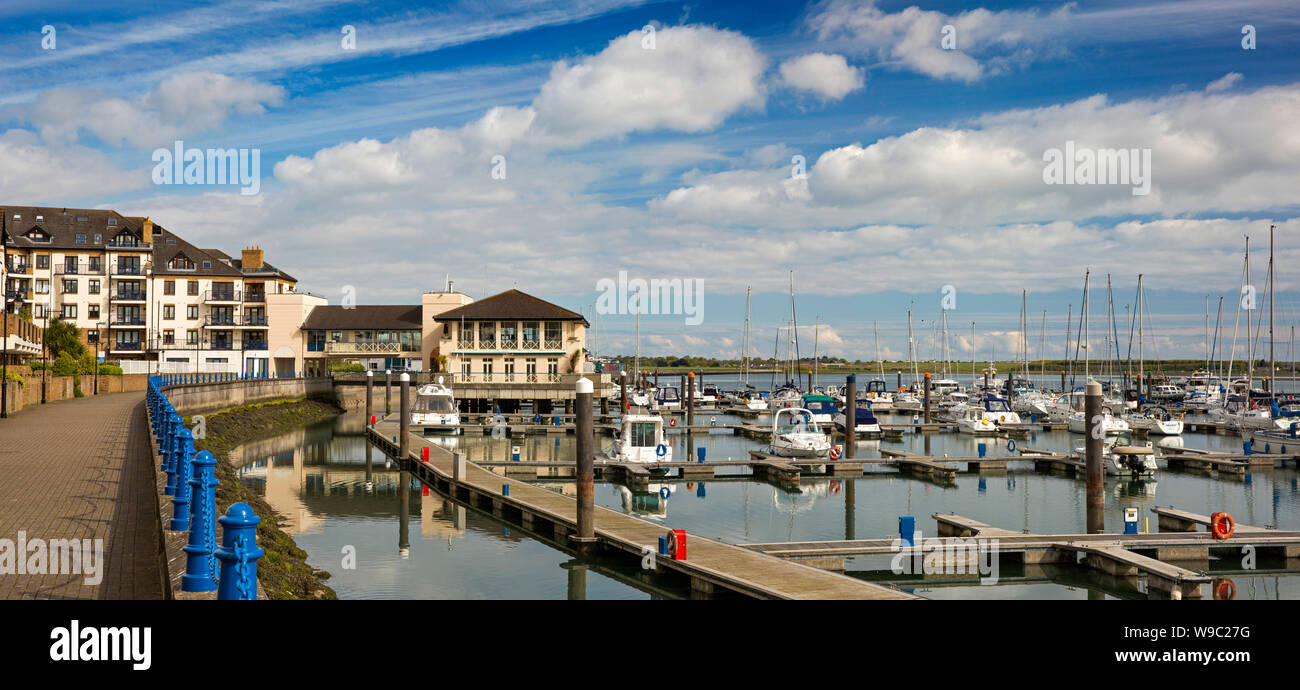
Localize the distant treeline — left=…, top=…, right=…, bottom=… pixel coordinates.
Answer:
left=607, top=355, right=1297, bottom=375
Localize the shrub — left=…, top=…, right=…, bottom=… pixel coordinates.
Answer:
left=329, top=361, right=365, bottom=373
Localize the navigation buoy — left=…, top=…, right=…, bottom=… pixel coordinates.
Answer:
left=829, top=445, right=842, bottom=461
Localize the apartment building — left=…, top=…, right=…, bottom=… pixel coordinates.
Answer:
left=2, top=206, right=298, bottom=374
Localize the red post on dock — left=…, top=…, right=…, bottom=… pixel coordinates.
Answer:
left=422, top=446, right=429, bottom=463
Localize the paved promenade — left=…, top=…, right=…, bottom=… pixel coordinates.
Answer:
left=0, top=392, right=163, bottom=599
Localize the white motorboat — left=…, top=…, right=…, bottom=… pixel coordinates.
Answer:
left=953, top=404, right=997, bottom=435
left=769, top=407, right=831, bottom=458
left=980, top=395, right=1022, bottom=428
left=1125, top=406, right=1184, bottom=435
left=834, top=404, right=882, bottom=437
left=411, top=378, right=460, bottom=433
left=1067, top=408, right=1130, bottom=435
left=801, top=394, right=839, bottom=425
left=860, top=379, right=894, bottom=412
left=1076, top=431, right=1157, bottom=477
left=607, top=414, right=673, bottom=463
left=654, top=385, right=681, bottom=410
left=892, top=390, right=923, bottom=412
left=768, top=385, right=803, bottom=410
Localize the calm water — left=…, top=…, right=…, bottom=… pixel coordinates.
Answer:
left=234, top=409, right=1300, bottom=600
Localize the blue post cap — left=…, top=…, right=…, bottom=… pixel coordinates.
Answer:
left=218, top=501, right=262, bottom=529
left=193, top=449, right=217, bottom=466
left=847, top=374, right=856, bottom=383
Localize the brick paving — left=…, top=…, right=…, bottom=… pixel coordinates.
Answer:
left=0, top=392, right=163, bottom=599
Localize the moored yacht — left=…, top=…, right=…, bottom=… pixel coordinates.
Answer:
left=769, top=408, right=832, bottom=458
left=412, top=378, right=460, bottom=433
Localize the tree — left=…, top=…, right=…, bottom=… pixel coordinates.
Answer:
left=44, top=318, right=86, bottom=360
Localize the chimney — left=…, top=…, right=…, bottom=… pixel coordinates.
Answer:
left=142, top=218, right=153, bottom=245
left=242, top=246, right=264, bottom=270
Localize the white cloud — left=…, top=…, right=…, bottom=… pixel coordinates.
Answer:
left=0, top=129, right=147, bottom=199
left=8, top=71, right=284, bottom=149
left=1206, top=72, right=1243, bottom=93
left=777, top=53, right=864, bottom=100
left=532, top=25, right=766, bottom=145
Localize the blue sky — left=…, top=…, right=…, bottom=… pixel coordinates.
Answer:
left=3, top=0, right=1300, bottom=361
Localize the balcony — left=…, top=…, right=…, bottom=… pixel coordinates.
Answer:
left=204, top=289, right=241, bottom=303
left=324, top=341, right=414, bottom=355
left=242, top=341, right=268, bottom=351
left=110, top=341, right=142, bottom=351
left=109, top=316, right=146, bottom=327
left=203, top=315, right=237, bottom=327
left=238, top=314, right=269, bottom=327
left=111, top=264, right=146, bottom=277
left=112, top=290, right=147, bottom=302
left=106, top=241, right=152, bottom=251
left=55, top=265, right=105, bottom=276
left=243, top=291, right=266, bottom=303
left=451, top=372, right=561, bottom=384
left=6, top=263, right=31, bottom=276
left=452, top=337, right=563, bottom=352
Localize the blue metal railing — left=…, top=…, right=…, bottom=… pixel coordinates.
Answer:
left=147, top=373, right=302, bottom=599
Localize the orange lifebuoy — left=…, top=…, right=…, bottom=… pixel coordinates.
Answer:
left=1210, top=512, right=1235, bottom=540
left=829, top=445, right=842, bottom=460
left=1214, top=578, right=1236, bottom=600
left=669, top=417, right=677, bottom=427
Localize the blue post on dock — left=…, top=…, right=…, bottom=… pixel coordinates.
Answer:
left=182, top=450, right=220, bottom=592
left=169, top=429, right=195, bottom=530
left=216, top=502, right=265, bottom=600
left=899, top=516, right=916, bottom=547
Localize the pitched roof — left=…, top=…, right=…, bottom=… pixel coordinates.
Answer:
left=302, top=305, right=423, bottom=331
left=2, top=206, right=137, bottom=250
left=434, top=289, right=587, bottom=323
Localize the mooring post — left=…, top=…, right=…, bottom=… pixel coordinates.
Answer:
left=182, top=450, right=219, bottom=592
left=398, top=468, right=410, bottom=558
left=807, top=369, right=812, bottom=392
left=923, top=372, right=932, bottom=424
left=1060, top=370, right=1066, bottom=394
left=687, top=371, right=695, bottom=428
left=620, top=370, right=628, bottom=416
left=385, top=369, right=392, bottom=417
left=399, top=372, right=410, bottom=460
left=573, top=378, right=596, bottom=551
left=365, top=369, right=373, bottom=423
left=215, top=502, right=264, bottom=600
left=845, top=374, right=857, bottom=458
left=680, top=373, right=687, bottom=414
left=1085, top=380, right=1104, bottom=534
left=169, top=429, right=194, bottom=529
left=1005, top=373, right=1014, bottom=407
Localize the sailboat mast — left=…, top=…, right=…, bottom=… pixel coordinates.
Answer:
left=874, top=321, right=883, bottom=378
left=1138, top=274, right=1144, bottom=391
left=813, top=316, right=820, bottom=390
left=789, top=271, right=800, bottom=385
left=1270, top=224, right=1275, bottom=400
left=742, top=286, right=751, bottom=386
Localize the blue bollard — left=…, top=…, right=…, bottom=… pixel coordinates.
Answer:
left=978, top=442, right=987, bottom=458
left=216, top=502, right=264, bottom=600
left=696, top=482, right=705, bottom=498
left=658, top=535, right=668, bottom=555
left=1244, top=440, right=1253, bottom=456
left=161, top=409, right=177, bottom=468
left=978, top=477, right=987, bottom=493
left=164, top=415, right=184, bottom=495
left=697, top=447, right=706, bottom=463
left=1031, top=413, right=1037, bottom=423
left=182, top=450, right=220, bottom=592
left=169, top=429, right=195, bottom=530
left=502, top=483, right=510, bottom=496
left=899, top=516, right=916, bottom=547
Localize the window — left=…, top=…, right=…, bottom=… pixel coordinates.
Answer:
left=163, top=305, right=175, bottom=320
left=34, top=305, right=44, bottom=319
left=631, top=422, right=657, bottom=448
left=36, top=255, right=49, bottom=269
left=88, top=305, right=99, bottom=319
left=186, top=305, right=198, bottom=320
left=187, top=281, right=198, bottom=296
left=108, top=218, right=117, bottom=226
left=35, top=280, right=49, bottom=294
left=186, top=329, right=198, bottom=345
left=64, top=257, right=77, bottom=273
left=545, top=321, right=562, bottom=345
left=500, top=322, right=517, bottom=346
left=202, top=261, right=211, bottom=269
left=88, top=280, right=100, bottom=295
left=88, top=257, right=101, bottom=272
left=62, top=279, right=77, bottom=293
left=169, top=254, right=194, bottom=270
left=522, top=321, right=539, bottom=345
left=87, top=330, right=98, bottom=344
left=61, top=304, right=77, bottom=319
left=163, top=329, right=175, bottom=345
left=76, top=216, right=89, bottom=222
left=94, top=234, right=101, bottom=243
left=164, top=280, right=175, bottom=295
left=75, top=234, right=87, bottom=245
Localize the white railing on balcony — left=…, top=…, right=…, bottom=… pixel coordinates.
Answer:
left=457, top=339, right=474, bottom=349
left=543, top=339, right=562, bottom=350
left=325, top=341, right=406, bottom=354
left=478, top=340, right=497, bottom=350
left=450, top=372, right=562, bottom=384
left=521, top=340, right=540, bottom=350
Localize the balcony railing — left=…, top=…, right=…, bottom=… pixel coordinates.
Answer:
left=113, top=291, right=146, bottom=301
left=6, top=263, right=31, bottom=275
left=205, top=289, right=241, bottom=302
left=242, top=341, right=268, bottom=351
left=112, top=264, right=145, bottom=276
left=109, top=316, right=146, bottom=327
left=450, top=372, right=561, bottom=384
left=243, top=291, right=266, bottom=302
left=106, top=241, right=152, bottom=250
left=110, top=341, right=142, bottom=351
left=453, top=337, right=565, bottom=351
left=239, top=314, right=268, bottom=326
left=544, top=339, right=562, bottom=350
left=324, top=341, right=411, bottom=355
left=55, top=265, right=105, bottom=276
left=478, top=339, right=497, bottom=350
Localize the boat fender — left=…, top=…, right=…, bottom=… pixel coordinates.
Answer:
left=1007, top=439, right=1017, bottom=452
left=1210, top=512, right=1235, bottom=540
left=656, top=443, right=668, bottom=457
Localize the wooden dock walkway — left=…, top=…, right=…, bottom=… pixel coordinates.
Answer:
left=741, top=511, right=1300, bottom=598
left=368, top=420, right=916, bottom=600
